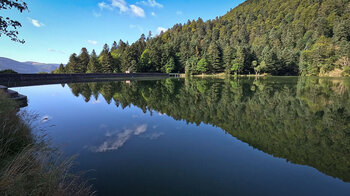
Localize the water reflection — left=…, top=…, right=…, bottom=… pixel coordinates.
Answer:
left=67, top=77, right=350, bottom=182
left=95, top=124, right=148, bottom=152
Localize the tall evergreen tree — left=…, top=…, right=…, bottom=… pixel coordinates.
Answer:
left=58, top=63, right=65, bottom=73
left=99, top=44, right=114, bottom=73
left=77, top=47, right=90, bottom=73
left=65, top=53, right=79, bottom=73
left=111, top=41, right=118, bottom=51
left=208, top=42, right=222, bottom=72
left=87, top=50, right=101, bottom=73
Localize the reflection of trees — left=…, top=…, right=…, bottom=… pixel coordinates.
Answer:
left=68, top=77, right=350, bottom=182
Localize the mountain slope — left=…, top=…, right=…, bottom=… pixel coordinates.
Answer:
left=62, top=0, right=350, bottom=76
left=0, top=57, right=60, bottom=73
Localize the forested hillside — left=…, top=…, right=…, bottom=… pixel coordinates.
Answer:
left=57, top=0, right=350, bottom=76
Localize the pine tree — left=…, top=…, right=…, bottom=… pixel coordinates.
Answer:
left=208, top=42, right=222, bottom=72
left=87, top=50, right=101, bottom=73
left=111, top=41, right=118, bottom=51
left=147, top=31, right=152, bottom=41
left=196, top=58, right=209, bottom=73
left=164, top=57, right=175, bottom=73
left=223, top=46, right=233, bottom=70
left=99, top=44, right=114, bottom=73
left=65, top=53, right=79, bottom=73
left=58, top=63, right=65, bottom=73
left=78, top=48, right=89, bottom=73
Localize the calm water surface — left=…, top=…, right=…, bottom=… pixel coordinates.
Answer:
left=14, top=77, right=350, bottom=196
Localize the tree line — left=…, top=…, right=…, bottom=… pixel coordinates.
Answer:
left=56, top=0, right=350, bottom=76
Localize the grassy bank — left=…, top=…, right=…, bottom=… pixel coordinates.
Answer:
left=0, top=92, right=93, bottom=195
left=180, top=72, right=269, bottom=78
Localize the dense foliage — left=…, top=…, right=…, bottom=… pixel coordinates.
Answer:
left=67, top=77, right=350, bottom=182
left=58, top=0, right=350, bottom=76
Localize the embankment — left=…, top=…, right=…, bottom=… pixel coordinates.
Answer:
left=0, top=73, right=169, bottom=87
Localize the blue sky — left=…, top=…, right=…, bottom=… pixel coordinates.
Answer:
left=0, top=0, right=244, bottom=64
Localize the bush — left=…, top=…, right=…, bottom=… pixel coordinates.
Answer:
left=342, top=66, right=350, bottom=77
left=0, top=69, right=18, bottom=74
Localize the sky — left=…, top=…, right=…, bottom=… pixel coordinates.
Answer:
left=0, top=0, right=244, bottom=64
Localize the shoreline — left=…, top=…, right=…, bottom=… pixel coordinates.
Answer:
left=0, top=93, right=93, bottom=195
left=0, top=73, right=169, bottom=88
left=179, top=72, right=350, bottom=78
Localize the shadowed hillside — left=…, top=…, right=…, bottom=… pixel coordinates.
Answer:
left=0, top=57, right=59, bottom=73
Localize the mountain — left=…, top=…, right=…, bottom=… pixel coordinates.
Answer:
left=61, top=0, right=350, bottom=76
left=0, top=57, right=60, bottom=73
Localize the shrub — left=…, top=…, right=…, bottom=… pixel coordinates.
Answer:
left=0, top=93, right=94, bottom=195
left=0, top=69, right=18, bottom=74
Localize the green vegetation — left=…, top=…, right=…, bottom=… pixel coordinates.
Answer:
left=0, top=0, right=28, bottom=43
left=0, top=69, right=17, bottom=74
left=57, top=0, right=350, bottom=76
left=67, top=77, right=350, bottom=182
left=0, top=92, right=93, bottom=195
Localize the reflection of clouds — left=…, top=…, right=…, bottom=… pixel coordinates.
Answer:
left=105, top=130, right=118, bottom=137
left=41, top=115, right=52, bottom=123
left=143, top=132, right=164, bottom=140
left=95, top=124, right=148, bottom=152
left=152, top=125, right=158, bottom=129
left=134, top=125, right=147, bottom=135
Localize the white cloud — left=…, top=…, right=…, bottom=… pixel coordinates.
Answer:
left=48, top=48, right=65, bottom=54
left=137, top=0, right=163, bottom=8
left=111, top=0, right=129, bottom=12
left=88, top=40, right=98, bottom=45
left=98, top=2, right=113, bottom=10
left=157, top=27, right=167, bottom=34
left=28, top=18, right=44, bottom=27
left=176, top=11, right=183, bottom=15
left=130, top=5, right=145, bottom=17
left=151, top=12, right=156, bottom=16
left=98, top=0, right=145, bottom=18
left=98, top=2, right=105, bottom=8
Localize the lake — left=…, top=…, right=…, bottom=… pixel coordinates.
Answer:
left=14, top=77, right=350, bottom=196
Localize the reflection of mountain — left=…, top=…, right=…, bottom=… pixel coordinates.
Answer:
left=67, top=77, right=350, bottom=182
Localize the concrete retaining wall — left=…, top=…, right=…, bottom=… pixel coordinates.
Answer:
left=0, top=73, right=169, bottom=87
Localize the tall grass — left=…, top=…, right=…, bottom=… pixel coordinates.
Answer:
left=0, top=92, right=94, bottom=195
